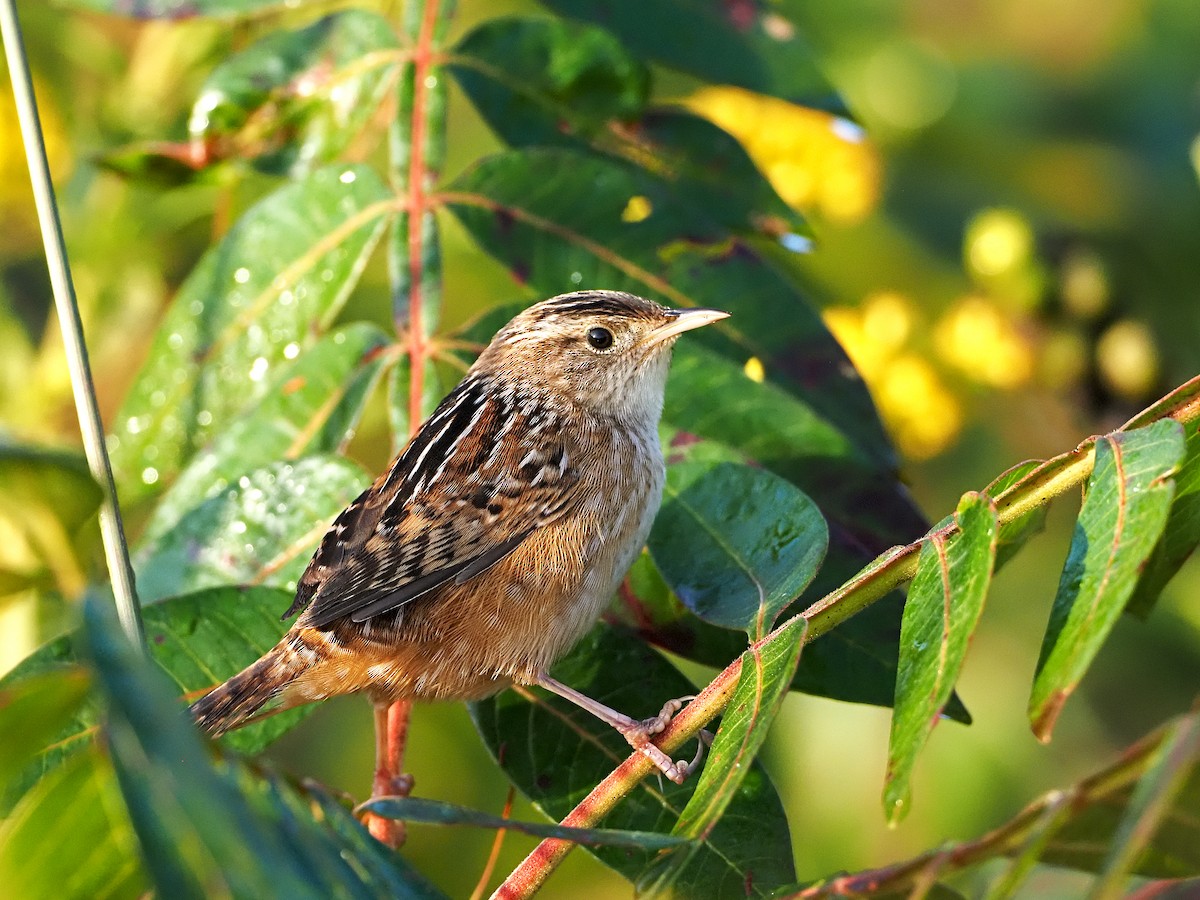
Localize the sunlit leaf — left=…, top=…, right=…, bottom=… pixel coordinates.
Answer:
left=135, top=456, right=366, bottom=603
left=144, top=323, right=391, bottom=543
left=110, top=164, right=391, bottom=503
left=0, top=668, right=90, bottom=790
left=470, top=624, right=794, bottom=894
left=0, top=747, right=145, bottom=900
left=984, top=459, right=1049, bottom=568
left=0, top=584, right=305, bottom=806
left=189, top=11, right=401, bottom=175
left=640, top=616, right=805, bottom=895
left=1030, top=420, right=1185, bottom=742
left=884, top=493, right=997, bottom=823
left=56, top=0, right=288, bottom=17
left=649, top=461, right=827, bottom=639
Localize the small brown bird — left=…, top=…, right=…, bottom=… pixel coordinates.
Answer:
left=191, top=290, right=727, bottom=794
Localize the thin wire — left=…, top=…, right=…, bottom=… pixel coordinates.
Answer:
left=0, top=0, right=144, bottom=647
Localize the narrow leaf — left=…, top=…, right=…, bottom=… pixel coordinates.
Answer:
left=110, top=164, right=391, bottom=502
left=640, top=616, right=806, bottom=896
left=361, top=795, right=687, bottom=849
left=648, top=461, right=827, bottom=639
left=1090, top=714, right=1200, bottom=898
left=1029, top=420, right=1185, bottom=742
left=1127, top=420, right=1200, bottom=616
left=884, top=493, right=998, bottom=823
left=135, top=456, right=368, bottom=603
left=0, top=668, right=90, bottom=790
left=81, top=597, right=365, bottom=899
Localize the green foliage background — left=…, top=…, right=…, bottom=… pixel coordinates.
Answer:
left=1, top=0, right=1199, bottom=897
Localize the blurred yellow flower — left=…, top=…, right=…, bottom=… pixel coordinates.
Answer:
left=686, top=86, right=881, bottom=224
left=965, top=209, right=1033, bottom=279
left=1096, top=319, right=1159, bottom=400
left=935, top=296, right=1034, bottom=389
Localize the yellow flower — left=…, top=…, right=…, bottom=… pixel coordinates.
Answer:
left=935, top=296, right=1034, bottom=389
left=686, top=86, right=881, bottom=224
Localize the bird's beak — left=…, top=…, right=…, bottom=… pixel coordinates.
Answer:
left=646, top=307, right=730, bottom=346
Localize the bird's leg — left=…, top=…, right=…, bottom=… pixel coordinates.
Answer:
left=365, top=699, right=414, bottom=848
left=534, top=674, right=701, bottom=784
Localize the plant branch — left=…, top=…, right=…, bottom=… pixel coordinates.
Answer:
left=497, top=374, right=1200, bottom=896
left=0, top=0, right=143, bottom=646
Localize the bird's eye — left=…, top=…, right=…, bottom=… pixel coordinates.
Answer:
left=586, top=326, right=614, bottom=350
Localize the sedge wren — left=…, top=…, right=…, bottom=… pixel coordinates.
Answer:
left=191, top=290, right=728, bottom=787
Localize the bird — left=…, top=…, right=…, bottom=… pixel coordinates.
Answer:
left=190, top=290, right=728, bottom=809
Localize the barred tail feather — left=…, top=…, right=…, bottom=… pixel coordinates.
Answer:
left=190, top=640, right=306, bottom=737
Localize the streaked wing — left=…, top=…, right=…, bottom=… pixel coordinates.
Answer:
left=287, top=374, right=580, bottom=628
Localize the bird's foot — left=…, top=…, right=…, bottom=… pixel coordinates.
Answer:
left=364, top=770, right=414, bottom=849
left=617, top=697, right=707, bottom=784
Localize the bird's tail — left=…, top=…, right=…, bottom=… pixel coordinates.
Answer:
left=190, top=634, right=315, bottom=737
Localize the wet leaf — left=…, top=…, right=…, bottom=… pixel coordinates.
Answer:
left=135, top=456, right=367, bottom=603
left=884, top=493, right=997, bottom=823
left=143, top=323, right=391, bottom=543
left=648, top=461, right=827, bottom=639
left=640, top=617, right=805, bottom=896
left=470, top=624, right=794, bottom=895
left=542, top=0, right=842, bottom=109
left=110, top=164, right=391, bottom=504
left=1030, top=420, right=1185, bottom=742
left=361, top=796, right=687, bottom=849
left=189, top=11, right=401, bottom=175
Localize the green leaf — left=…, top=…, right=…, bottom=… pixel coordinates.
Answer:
left=387, top=352, right=447, bottom=450
left=884, top=493, right=998, bottom=823
left=1029, top=420, right=1186, bottom=742
left=135, top=456, right=367, bottom=603
left=444, top=148, right=892, bottom=467
left=361, top=796, right=687, bottom=850
left=0, top=747, right=145, bottom=900
left=1043, top=743, right=1200, bottom=879
left=0, top=584, right=304, bottom=805
left=542, top=0, right=843, bottom=110
left=1127, top=419, right=1200, bottom=616
left=143, top=323, right=391, bottom=543
left=0, top=668, right=91, bottom=791
left=0, top=440, right=103, bottom=597
left=189, top=11, right=401, bottom=175
left=640, top=617, right=805, bottom=895
left=56, top=0, right=287, bottom=17
left=451, top=16, right=649, bottom=146
left=80, top=595, right=425, bottom=899
left=648, top=461, right=827, bottom=639
left=1090, top=714, right=1200, bottom=894
left=470, top=624, right=795, bottom=895
left=110, top=164, right=391, bottom=503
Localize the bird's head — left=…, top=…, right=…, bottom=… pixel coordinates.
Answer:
left=474, top=291, right=729, bottom=423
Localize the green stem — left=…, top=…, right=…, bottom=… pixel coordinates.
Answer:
left=0, top=0, right=143, bottom=647
left=497, top=374, right=1200, bottom=896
